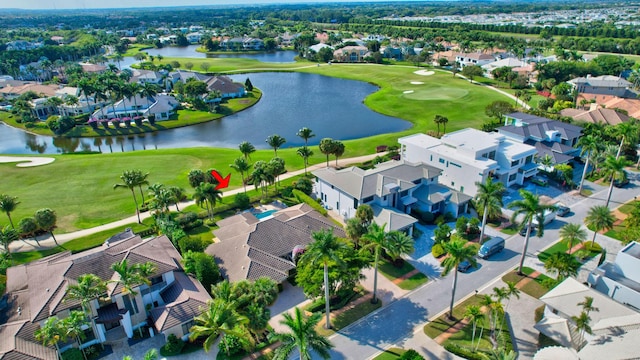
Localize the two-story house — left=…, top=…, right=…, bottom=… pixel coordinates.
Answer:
left=499, top=112, right=583, bottom=165
left=0, top=230, right=211, bottom=359
left=587, top=241, right=640, bottom=310
left=455, top=52, right=495, bottom=68
left=568, top=75, right=635, bottom=98
left=332, top=46, right=371, bottom=63
left=399, top=128, right=538, bottom=196
left=313, top=160, right=471, bottom=234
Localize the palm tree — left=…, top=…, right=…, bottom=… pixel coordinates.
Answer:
left=270, top=307, right=333, bottom=360
left=602, top=155, right=631, bottom=206
left=578, top=296, right=599, bottom=315
left=479, top=294, right=501, bottom=347
left=0, top=226, right=18, bottom=255
left=463, top=305, right=485, bottom=350
left=194, top=182, right=222, bottom=220
left=230, top=157, right=252, bottom=193
left=189, top=299, right=249, bottom=355
left=35, top=317, right=65, bottom=358
left=62, top=310, right=89, bottom=359
left=385, top=231, right=415, bottom=262
left=266, top=134, right=287, bottom=156
left=299, top=229, right=348, bottom=329
left=76, top=78, right=95, bottom=114
left=577, top=135, right=602, bottom=194
left=433, top=114, right=445, bottom=137
left=361, top=223, right=388, bottom=304
left=66, top=274, right=107, bottom=346
left=585, top=205, right=615, bottom=247
left=508, top=190, right=557, bottom=275
left=0, top=194, right=19, bottom=229
left=110, top=259, right=156, bottom=310
left=474, top=178, right=506, bottom=244
left=238, top=141, right=256, bottom=160
left=544, top=252, right=579, bottom=281
left=113, top=53, right=124, bottom=70
left=167, top=186, right=186, bottom=211
left=114, top=170, right=143, bottom=223
left=332, top=140, right=345, bottom=166
left=296, top=127, right=316, bottom=147
left=488, top=349, right=517, bottom=360
left=560, top=223, right=587, bottom=254
left=139, top=82, right=160, bottom=113
left=442, top=235, right=478, bottom=319
left=297, top=146, right=314, bottom=175
left=319, top=138, right=336, bottom=167
left=132, top=170, right=150, bottom=205
left=34, top=208, right=59, bottom=246
left=572, top=311, right=592, bottom=348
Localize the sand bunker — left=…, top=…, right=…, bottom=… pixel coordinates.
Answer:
left=413, top=70, right=435, bottom=76
left=403, top=90, right=414, bottom=94
left=0, top=156, right=55, bottom=167
left=410, top=81, right=424, bottom=85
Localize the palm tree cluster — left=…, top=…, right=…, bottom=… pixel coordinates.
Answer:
left=572, top=296, right=599, bottom=349
left=189, top=278, right=279, bottom=356
left=318, top=137, right=346, bottom=167
left=114, top=170, right=150, bottom=223
left=0, top=196, right=61, bottom=251
left=35, top=311, right=90, bottom=359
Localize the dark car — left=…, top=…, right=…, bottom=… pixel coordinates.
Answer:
left=556, top=203, right=570, bottom=217
left=457, top=260, right=475, bottom=273
left=519, top=226, right=536, bottom=237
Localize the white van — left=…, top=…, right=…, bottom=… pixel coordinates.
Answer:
left=532, top=209, right=556, bottom=226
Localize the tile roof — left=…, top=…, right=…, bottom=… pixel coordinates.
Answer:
left=313, top=160, right=441, bottom=200
left=207, top=204, right=344, bottom=282
left=0, top=321, right=57, bottom=360
left=205, top=76, right=244, bottom=95
left=150, top=272, right=210, bottom=332
left=560, top=108, right=629, bottom=126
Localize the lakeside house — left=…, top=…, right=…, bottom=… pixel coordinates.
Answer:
left=90, top=94, right=178, bottom=121
left=0, top=230, right=211, bottom=359
left=332, top=46, right=371, bottom=63
left=312, top=160, right=471, bottom=232
left=399, top=128, right=538, bottom=196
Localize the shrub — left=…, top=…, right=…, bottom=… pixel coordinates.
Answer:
left=431, top=243, right=445, bottom=258
left=148, top=114, right=156, bottom=125
left=183, top=252, right=221, bottom=291
left=204, top=218, right=216, bottom=226
left=60, top=348, right=84, bottom=360
left=444, top=343, right=488, bottom=360
left=292, top=189, right=327, bottom=215
left=161, top=334, right=185, bottom=356
left=218, top=334, right=245, bottom=356
left=434, top=214, right=447, bottom=225
left=293, top=177, right=313, bottom=195
left=178, top=236, right=208, bottom=253
left=134, top=116, right=143, bottom=126
left=234, top=193, right=251, bottom=210
left=584, top=242, right=602, bottom=252
left=399, top=349, right=425, bottom=360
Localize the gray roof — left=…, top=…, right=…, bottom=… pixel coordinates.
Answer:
left=568, top=75, right=631, bottom=88
left=501, top=112, right=583, bottom=141
left=370, top=204, right=417, bottom=232
left=205, top=76, right=244, bottom=95
left=150, top=272, right=210, bottom=332
left=313, top=160, right=442, bottom=200
left=207, top=204, right=345, bottom=283
left=525, top=140, right=574, bottom=164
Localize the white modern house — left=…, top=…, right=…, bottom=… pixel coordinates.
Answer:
left=399, top=128, right=538, bottom=196
left=312, top=160, right=472, bottom=234
left=455, top=52, right=495, bottom=68
left=588, top=241, right=640, bottom=310
left=90, top=94, right=178, bottom=120
left=534, top=278, right=640, bottom=359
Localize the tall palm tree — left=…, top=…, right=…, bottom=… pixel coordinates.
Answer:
left=544, top=252, right=579, bottom=281
left=296, top=127, right=316, bottom=147
left=66, top=274, right=107, bottom=346
left=34, top=208, right=59, bottom=246
left=270, top=307, right=333, bottom=360
left=238, top=141, right=256, bottom=160
left=560, top=223, right=587, bottom=254
left=62, top=310, right=89, bottom=359
left=230, top=157, right=252, bottom=193
left=110, top=259, right=156, bottom=316
left=463, top=305, right=485, bottom=350
left=35, top=317, right=66, bottom=358
left=299, top=229, right=348, bottom=329
left=76, top=78, right=95, bottom=114
left=167, top=186, right=186, bottom=211
left=577, top=134, right=602, bottom=194
left=297, top=146, right=314, bottom=175
left=319, top=138, right=336, bottom=168
left=385, top=231, right=415, bottom=262
left=139, top=82, right=160, bottom=113
left=474, top=178, right=506, bottom=244
left=585, top=205, right=615, bottom=247
left=508, top=190, right=557, bottom=275
left=114, top=170, right=143, bottom=223
left=132, top=170, right=150, bottom=205
left=194, top=182, right=222, bottom=220
left=0, top=194, right=19, bottom=229
left=602, top=155, right=630, bottom=206
left=189, top=299, right=249, bottom=355
left=361, top=223, right=388, bottom=304
left=442, top=235, right=478, bottom=319
left=572, top=311, right=592, bottom=348
left=266, top=134, right=287, bottom=156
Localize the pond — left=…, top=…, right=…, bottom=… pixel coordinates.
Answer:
left=144, top=45, right=298, bottom=63
left=0, top=72, right=412, bottom=154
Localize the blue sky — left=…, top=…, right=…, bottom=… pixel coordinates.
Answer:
left=0, top=0, right=411, bottom=10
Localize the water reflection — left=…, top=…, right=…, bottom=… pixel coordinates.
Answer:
left=25, top=133, right=47, bottom=153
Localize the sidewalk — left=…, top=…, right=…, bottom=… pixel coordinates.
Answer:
left=9, top=152, right=385, bottom=253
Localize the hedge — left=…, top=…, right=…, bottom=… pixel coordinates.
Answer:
left=444, top=343, right=489, bottom=360
left=292, top=189, right=327, bottom=216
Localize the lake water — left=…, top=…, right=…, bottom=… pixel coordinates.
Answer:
left=144, top=45, right=297, bottom=63
left=0, top=72, right=412, bottom=154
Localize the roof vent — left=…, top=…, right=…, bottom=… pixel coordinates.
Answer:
left=46, top=288, right=50, bottom=292
left=17, top=306, right=21, bottom=315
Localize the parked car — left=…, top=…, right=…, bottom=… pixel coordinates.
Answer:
left=457, top=260, right=475, bottom=273
left=556, top=203, right=570, bottom=217
left=532, top=209, right=556, bottom=226
left=478, top=237, right=505, bottom=259
left=531, top=176, right=548, bottom=187
left=519, top=225, right=536, bottom=237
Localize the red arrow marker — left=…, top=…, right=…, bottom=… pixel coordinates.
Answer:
left=211, top=170, right=231, bottom=190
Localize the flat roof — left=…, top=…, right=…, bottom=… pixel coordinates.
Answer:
left=398, top=133, right=441, bottom=149
left=622, top=242, right=640, bottom=259
left=440, top=128, right=500, bottom=153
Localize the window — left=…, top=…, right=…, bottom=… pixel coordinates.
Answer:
left=450, top=162, right=462, bottom=168
left=122, top=294, right=139, bottom=315
left=150, top=276, right=163, bottom=285
left=511, top=160, right=519, bottom=167
left=488, top=151, right=496, bottom=160
left=182, top=320, right=195, bottom=335
left=439, top=158, right=445, bottom=164
left=353, top=198, right=359, bottom=209
left=525, top=155, right=533, bottom=164
left=363, top=196, right=374, bottom=203
left=451, top=181, right=455, bottom=186
left=508, top=173, right=517, bottom=181
left=430, top=155, right=433, bottom=161
left=400, top=190, right=408, bottom=197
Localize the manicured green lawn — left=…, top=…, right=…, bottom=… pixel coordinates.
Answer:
left=316, top=298, right=382, bottom=337
left=378, top=259, right=416, bottom=279
left=618, top=200, right=639, bottom=215
left=397, top=273, right=428, bottom=290
left=502, top=268, right=553, bottom=299
left=1, top=64, right=513, bottom=233
left=444, top=315, right=513, bottom=354
left=423, top=295, right=483, bottom=339
left=537, top=241, right=570, bottom=262
left=372, top=348, right=407, bottom=360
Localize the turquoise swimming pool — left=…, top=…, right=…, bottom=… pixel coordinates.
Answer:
left=255, top=209, right=277, bottom=220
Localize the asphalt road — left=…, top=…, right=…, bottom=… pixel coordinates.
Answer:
left=324, top=178, right=640, bottom=359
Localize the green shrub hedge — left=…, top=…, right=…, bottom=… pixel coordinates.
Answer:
left=431, top=244, right=445, bottom=258
left=444, top=343, right=488, bottom=360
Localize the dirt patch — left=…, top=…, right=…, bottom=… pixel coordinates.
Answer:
left=413, top=70, right=435, bottom=76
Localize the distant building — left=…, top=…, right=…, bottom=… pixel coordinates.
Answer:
left=560, top=107, right=629, bottom=126
left=568, top=75, right=635, bottom=98
left=333, top=46, right=371, bottom=63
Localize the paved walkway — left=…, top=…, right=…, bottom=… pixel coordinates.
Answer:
left=9, top=152, right=386, bottom=253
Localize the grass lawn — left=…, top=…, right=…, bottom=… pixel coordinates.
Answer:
left=618, top=200, right=639, bottom=215
left=372, top=348, right=407, bottom=360
left=316, top=298, right=382, bottom=337
left=537, top=241, right=570, bottom=262
left=500, top=224, right=518, bottom=236
left=1, top=64, right=512, bottom=233
left=185, top=225, right=215, bottom=244
left=397, top=272, right=429, bottom=290
left=10, top=222, right=151, bottom=266
left=423, top=295, right=483, bottom=339
left=604, top=224, right=626, bottom=241
left=502, top=268, right=554, bottom=299
left=444, top=315, right=513, bottom=354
